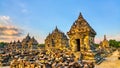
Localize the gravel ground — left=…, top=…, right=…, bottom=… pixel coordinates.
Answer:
left=95, top=50, right=120, bottom=68
left=1, top=50, right=120, bottom=68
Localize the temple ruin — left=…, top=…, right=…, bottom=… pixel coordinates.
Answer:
left=45, top=27, right=69, bottom=49
left=67, top=13, right=96, bottom=52
left=45, top=13, right=102, bottom=62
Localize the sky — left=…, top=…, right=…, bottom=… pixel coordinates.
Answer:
left=0, top=0, right=120, bottom=43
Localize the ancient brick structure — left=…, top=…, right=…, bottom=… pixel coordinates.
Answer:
left=22, top=34, right=38, bottom=49
left=67, top=13, right=96, bottom=52
left=45, top=27, right=69, bottom=49
left=7, top=34, right=38, bottom=50
left=45, top=13, right=102, bottom=62
left=99, top=35, right=110, bottom=53
left=101, top=35, right=109, bottom=48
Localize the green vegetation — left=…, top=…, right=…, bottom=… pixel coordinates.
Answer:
left=109, top=40, right=120, bottom=48
left=38, top=44, right=45, bottom=47
left=0, top=42, right=8, bottom=48
left=94, top=43, right=99, bottom=47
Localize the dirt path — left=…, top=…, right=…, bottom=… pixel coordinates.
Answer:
left=95, top=50, right=120, bottom=68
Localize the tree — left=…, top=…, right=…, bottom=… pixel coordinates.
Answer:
left=94, top=43, right=99, bottom=47
left=38, top=44, right=45, bottom=47
left=0, top=42, right=8, bottom=48
left=109, top=40, right=120, bottom=48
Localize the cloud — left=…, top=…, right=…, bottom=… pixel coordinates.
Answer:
left=95, top=37, right=103, bottom=44
left=0, top=16, right=11, bottom=26
left=0, top=16, right=10, bottom=20
left=95, top=34, right=120, bottom=44
left=0, top=35, right=24, bottom=42
left=0, top=16, right=24, bottom=42
left=17, top=2, right=28, bottom=14
left=107, top=33, right=120, bottom=41
left=21, top=9, right=28, bottom=13
left=10, top=0, right=29, bottom=14
left=0, top=26, right=23, bottom=36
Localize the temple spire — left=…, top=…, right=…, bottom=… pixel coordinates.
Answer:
left=55, top=26, right=58, bottom=31
left=78, top=12, right=84, bottom=19
left=25, top=33, right=31, bottom=40
left=104, top=35, right=106, bottom=40
left=49, top=32, right=51, bottom=35
left=27, top=33, right=29, bottom=36
left=32, top=36, right=34, bottom=39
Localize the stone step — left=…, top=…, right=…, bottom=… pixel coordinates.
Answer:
left=96, top=58, right=105, bottom=65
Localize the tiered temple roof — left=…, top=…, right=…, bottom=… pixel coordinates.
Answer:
left=45, top=26, right=68, bottom=49
left=7, top=34, right=38, bottom=50
left=22, top=34, right=38, bottom=45
left=67, top=13, right=96, bottom=36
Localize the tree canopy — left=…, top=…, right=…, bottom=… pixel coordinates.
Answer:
left=109, top=40, right=120, bottom=48
left=0, top=42, right=8, bottom=48
left=38, top=44, right=45, bottom=47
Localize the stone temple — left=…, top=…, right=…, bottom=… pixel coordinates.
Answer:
left=45, top=27, right=69, bottom=49
left=7, top=34, right=38, bottom=51
left=99, top=35, right=111, bottom=54
left=45, top=13, right=102, bottom=62
left=67, top=13, right=96, bottom=52
left=100, top=35, right=110, bottom=49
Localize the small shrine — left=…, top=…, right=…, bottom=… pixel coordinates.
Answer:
left=45, top=27, right=69, bottom=49
left=99, top=35, right=110, bottom=54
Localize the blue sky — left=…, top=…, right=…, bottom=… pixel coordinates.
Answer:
left=0, top=0, right=120, bottom=43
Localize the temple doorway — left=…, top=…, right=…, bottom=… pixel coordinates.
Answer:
left=76, top=39, right=80, bottom=51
